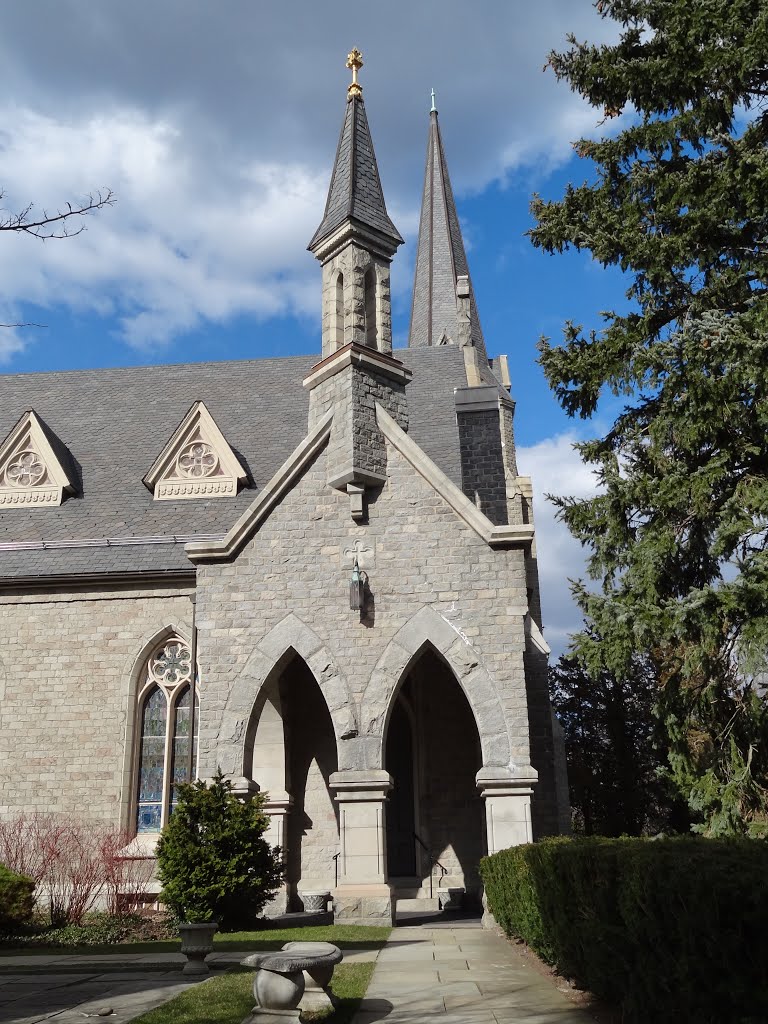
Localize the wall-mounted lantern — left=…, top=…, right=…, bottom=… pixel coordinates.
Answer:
left=349, top=556, right=367, bottom=611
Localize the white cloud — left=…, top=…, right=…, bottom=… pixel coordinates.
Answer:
left=0, top=1, right=618, bottom=357
left=517, top=433, right=601, bottom=659
left=0, top=107, right=329, bottom=350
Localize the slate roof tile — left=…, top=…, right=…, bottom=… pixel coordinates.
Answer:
left=0, top=347, right=466, bottom=579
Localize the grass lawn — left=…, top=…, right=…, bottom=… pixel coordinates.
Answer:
left=130, top=962, right=375, bottom=1024
left=0, top=925, right=391, bottom=957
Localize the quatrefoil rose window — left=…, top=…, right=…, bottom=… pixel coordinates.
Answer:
left=176, top=441, right=218, bottom=479
left=149, top=641, right=192, bottom=686
left=5, top=450, right=45, bottom=488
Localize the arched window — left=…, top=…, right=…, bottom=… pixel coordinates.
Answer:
left=333, top=272, right=344, bottom=350
left=363, top=267, right=377, bottom=348
left=135, top=638, right=198, bottom=834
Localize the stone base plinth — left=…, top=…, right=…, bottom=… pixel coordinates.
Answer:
left=242, top=1010, right=300, bottom=1023
left=333, top=885, right=394, bottom=926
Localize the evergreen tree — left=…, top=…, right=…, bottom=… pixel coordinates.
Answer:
left=156, top=772, right=282, bottom=927
left=550, top=647, right=687, bottom=835
left=531, top=0, right=768, bottom=833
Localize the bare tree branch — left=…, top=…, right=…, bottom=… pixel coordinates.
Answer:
left=0, top=189, right=115, bottom=240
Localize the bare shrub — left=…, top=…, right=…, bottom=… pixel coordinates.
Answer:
left=99, top=831, right=154, bottom=917
left=0, top=814, right=154, bottom=926
left=0, top=812, right=61, bottom=884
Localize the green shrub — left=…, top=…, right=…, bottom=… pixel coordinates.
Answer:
left=0, top=863, right=35, bottom=931
left=156, top=771, right=282, bottom=928
left=480, top=836, right=768, bottom=1024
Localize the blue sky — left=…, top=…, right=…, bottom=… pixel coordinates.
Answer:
left=0, top=0, right=628, bottom=654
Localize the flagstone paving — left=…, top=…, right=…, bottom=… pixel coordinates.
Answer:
left=353, top=921, right=594, bottom=1024
left=0, top=947, right=380, bottom=1024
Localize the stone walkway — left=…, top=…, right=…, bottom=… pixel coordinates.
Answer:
left=0, top=927, right=593, bottom=1024
left=353, top=920, right=594, bottom=1024
left=0, top=948, right=379, bottom=1024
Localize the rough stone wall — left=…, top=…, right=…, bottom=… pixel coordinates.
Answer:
left=0, top=585, right=193, bottom=824
left=309, top=361, right=408, bottom=486
left=456, top=408, right=508, bottom=526
left=525, top=643, right=561, bottom=838
left=195, top=437, right=535, bottom=789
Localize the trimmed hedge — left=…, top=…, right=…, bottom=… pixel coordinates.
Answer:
left=480, top=836, right=768, bottom=1024
left=0, top=863, right=35, bottom=931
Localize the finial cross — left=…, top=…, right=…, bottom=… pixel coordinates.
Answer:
left=347, top=47, right=363, bottom=99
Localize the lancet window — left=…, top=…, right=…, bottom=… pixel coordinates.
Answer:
left=134, top=638, right=198, bottom=833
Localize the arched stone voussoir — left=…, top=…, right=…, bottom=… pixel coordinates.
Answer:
left=220, top=613, right=359, bottom=776
left=359, top=604, right=513, bottom=769
left=257, top=612, right=324, bottom=665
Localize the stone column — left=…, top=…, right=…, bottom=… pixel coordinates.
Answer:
left=329, top=769, right=394, bottom=926
left=232, top=779, right=293, bottom=917
left=476, top=766, right=538, bottom=853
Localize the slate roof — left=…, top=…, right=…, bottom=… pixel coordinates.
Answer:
left=308, top=95, right=403, bottom=252
left=0, top=346, right=466, bottom=580
left=408, top=109, right=489, bottom=361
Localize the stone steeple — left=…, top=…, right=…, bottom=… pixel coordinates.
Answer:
left=308, top=49, right=403, bottom=360
left=305, top=51, right=411, bottom=517
left=408, top=100, right=488, bottom=363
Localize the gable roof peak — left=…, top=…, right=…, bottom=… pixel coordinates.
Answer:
left=0, top=410, right=76, bottom=507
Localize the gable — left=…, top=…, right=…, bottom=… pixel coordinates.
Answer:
left=0, top=411, right=76, bottom=508
left=143, top=401, right=248, bottom=501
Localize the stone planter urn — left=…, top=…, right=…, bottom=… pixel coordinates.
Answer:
left=298, top=889, right=330, bottom=913
left=241, top=945, right=343, bottom=1023
left=178, top=921, right=218, bottom=976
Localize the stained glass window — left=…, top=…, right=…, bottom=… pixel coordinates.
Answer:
left=134, top=637, right=197, bottom=833
left=136, top=687, right=167, bottom=833
left=170, top=686, right=192, bottom=815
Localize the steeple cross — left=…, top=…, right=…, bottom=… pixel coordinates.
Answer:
left=347, top=47, right=363, bottom=99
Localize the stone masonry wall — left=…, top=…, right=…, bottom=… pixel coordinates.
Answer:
left=308, top=359, right=408, bottom=488
left=0, top=586, right=192, bottom=824
left=457, top=408, right=509, bottom=526
left=195, top=437, right=535, bottom=788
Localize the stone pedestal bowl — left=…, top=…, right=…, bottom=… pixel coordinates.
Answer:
left=240, top=945, right=343, bottom=1023
left=282, top=940, right=342, bottom=1012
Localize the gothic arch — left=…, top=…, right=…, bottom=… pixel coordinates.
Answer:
left=119, top=622, right=194, bottom=832
left=360, top=605, right=511, bottom=770
left=223, top=613, right=359, bottom=773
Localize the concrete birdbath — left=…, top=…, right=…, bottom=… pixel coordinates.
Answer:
left=241, top=944, right=343, bottom=1022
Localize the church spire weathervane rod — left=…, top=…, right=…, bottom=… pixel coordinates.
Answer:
left=347, top=47, right=363, bottom=100
left=431, top=88, right=437, bottom=113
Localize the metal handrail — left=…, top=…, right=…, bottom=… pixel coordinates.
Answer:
left=332, top=851, right=341, bottom=887
left=413, top=832, right=449, bottom=899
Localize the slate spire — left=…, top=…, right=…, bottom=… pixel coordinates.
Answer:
left=308, top=49, right=403, bottom=254
left=408, top=103, right=488, bottom=361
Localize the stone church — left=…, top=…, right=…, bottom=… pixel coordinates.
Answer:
left=0, top=53, right=568, bottom=924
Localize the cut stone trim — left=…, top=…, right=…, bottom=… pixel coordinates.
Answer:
left=359, top=605, right=514, bottom=770
left=525, top=613, right=551, bottom=656
left=375, top=404, right=534, bottom=548
left=207, top=612, right=359, bottom=778
left=143, top=401, right=248, bottom=501
left=185, top=409, right=334, bottom=563
left=302, top=343, right=412, bottom=392
left=0, top=411, right=76, bottom=508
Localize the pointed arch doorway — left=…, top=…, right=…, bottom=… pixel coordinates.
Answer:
left=244, top=650, right=339, bottom=912
left=384, top=646, right=484, bottom=905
